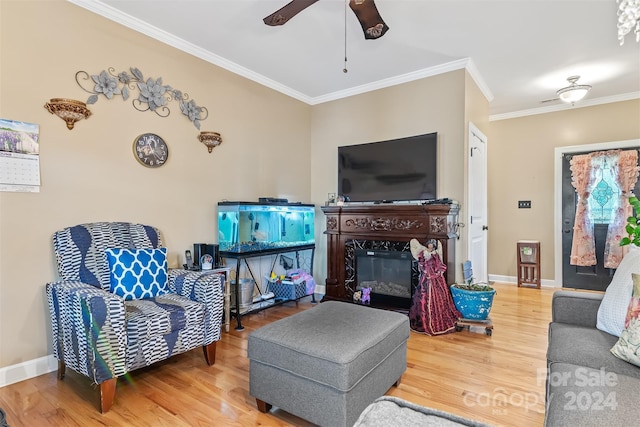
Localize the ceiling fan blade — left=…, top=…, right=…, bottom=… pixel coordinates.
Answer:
left=349, top=0, right=389, bottom=39
left=540, top=97, right=559, bottom=104
left=263, top=0, right=319, bottom=26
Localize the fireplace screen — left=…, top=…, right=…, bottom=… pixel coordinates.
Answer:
left=355, top=249, right=414, bottom=302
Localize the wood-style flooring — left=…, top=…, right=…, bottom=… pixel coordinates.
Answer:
left=0, top=283, right=558, bottom=426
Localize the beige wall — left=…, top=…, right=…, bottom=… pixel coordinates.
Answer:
left=310, top=70, right=473, bottom=286
left=464, top=72, right=491, bottom=139
left=488, top=100, right=640, bottom=282
left=2, top=0, right=637, bottom=375
left=0, top=1, right=311, bottom=367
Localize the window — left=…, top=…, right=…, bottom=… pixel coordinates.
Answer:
left=588, top=155, right=620, bottom=224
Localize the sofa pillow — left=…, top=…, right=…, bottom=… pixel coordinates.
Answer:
left=624, top=273, right=640, bottom=328
left=596, top=246, right=640, bottom=337
left=105, top=247, right=168, bottom=300
left=610, top=273, right=640, bottom=367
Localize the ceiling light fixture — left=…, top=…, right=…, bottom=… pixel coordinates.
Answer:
left=556, top=76, right=592, bottom=104
left=617, top=0, right=640, bottom=45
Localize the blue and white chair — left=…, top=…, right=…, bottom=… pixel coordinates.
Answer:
left=46, top=222, right=224, bottom=412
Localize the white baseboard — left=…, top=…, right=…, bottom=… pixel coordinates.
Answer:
left=0, top=355, right=57, bottom=388
left=488, top=274, right=561, bottom=288
left=488, top=274, right=517, bottom=284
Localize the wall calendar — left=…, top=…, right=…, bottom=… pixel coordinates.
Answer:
left=0, top=119, right=40, bottom=193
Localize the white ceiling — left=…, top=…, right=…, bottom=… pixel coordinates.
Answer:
left=70, top=0, right=640, bottom=119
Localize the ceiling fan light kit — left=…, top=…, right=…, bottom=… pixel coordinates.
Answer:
left=617, top=0, right=640, bottom=45
left=556, top=76, right=592, bottom=104
left=348, top=0, right=389, bottom=40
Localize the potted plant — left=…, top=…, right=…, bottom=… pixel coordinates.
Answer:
left=620, top=195, right=640, bottom=247
left=450, top=282, right=496, bottom=321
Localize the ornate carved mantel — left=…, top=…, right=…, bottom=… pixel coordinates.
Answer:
left=321, top=203, right=459, bottom=303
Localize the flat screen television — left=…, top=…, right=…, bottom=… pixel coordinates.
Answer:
left=338, top=132, right=437, bottom=203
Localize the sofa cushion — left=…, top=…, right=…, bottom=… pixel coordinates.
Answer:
left=596, top=246, right=640, bottom=337
left=53, top=222, right=163, bottom=291
left=551, top=291, right=602, bottom=327
left=547, top=322, right=640, bottom=379
left=610, top=274, right=640, bottom=367
left=125, top=293, right=204, bottom=339
left=106, top=247, right=168, bottom=300
left=545, top=362, right=640, bottom=426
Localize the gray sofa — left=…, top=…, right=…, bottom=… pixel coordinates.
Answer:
left=545, top=290, right=640, bottom=426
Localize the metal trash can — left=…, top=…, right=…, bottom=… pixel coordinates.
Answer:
left=231, top=278, right=255, bottom=309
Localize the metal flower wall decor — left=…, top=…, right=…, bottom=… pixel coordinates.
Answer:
left=75, top=67, right=208, bottom=129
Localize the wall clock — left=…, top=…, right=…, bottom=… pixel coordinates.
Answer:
left=133, top=133, right=168, bottom=168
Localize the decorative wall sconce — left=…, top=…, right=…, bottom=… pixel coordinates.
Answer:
left=198, top=131, right=222, bottom=153
left=44, top=98, right=92, bottom=130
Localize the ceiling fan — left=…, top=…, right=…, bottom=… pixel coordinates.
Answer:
left=264, top=0, right=389, bottom=40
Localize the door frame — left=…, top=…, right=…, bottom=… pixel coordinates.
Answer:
left=467, top=122, right=488, bottom=283
left=553, top=138, right=640, bottom=287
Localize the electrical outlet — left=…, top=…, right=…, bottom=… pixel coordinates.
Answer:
left=518, top=200, right=532, bottom=209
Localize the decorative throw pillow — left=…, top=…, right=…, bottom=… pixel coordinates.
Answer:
left=105, top=248, right=168, bottom=300
left=610, top=273, right=640, bottom=367
left=596, top=246, right=640, bottom=337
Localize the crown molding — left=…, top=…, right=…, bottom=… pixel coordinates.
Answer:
left=310, top=58, right=495, bottom=105
left=66, top=0, right=315, bottom=104
left=464, top=58, right=494, bottom=103
left=66, top=1, right=492, bottom=107
left=310, top=58, right=472, bottom=105
left=69, top=0, right=634, bottom=117
left=489, top=91, right=640, bottom=121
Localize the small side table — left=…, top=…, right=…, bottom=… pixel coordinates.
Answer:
left=517, top=240, right=540, bottom=288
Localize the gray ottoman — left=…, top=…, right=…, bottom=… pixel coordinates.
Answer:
left=248, top=301, right=410, bottom=427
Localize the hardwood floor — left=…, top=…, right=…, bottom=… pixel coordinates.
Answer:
left=0, top=283, right=557, bottom=426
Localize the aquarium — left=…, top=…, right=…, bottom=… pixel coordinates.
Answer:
left=218, top=202, right=315, bottom=254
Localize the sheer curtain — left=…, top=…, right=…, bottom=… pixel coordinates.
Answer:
left=604, top=149, right=640, bottom=268
left=570, top=154, right=597, bottom=266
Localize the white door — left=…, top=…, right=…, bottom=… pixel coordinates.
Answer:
left=468, top=123, right=488, bottom=283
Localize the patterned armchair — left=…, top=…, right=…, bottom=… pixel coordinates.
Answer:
left=46, top=222, right=224, bottom=412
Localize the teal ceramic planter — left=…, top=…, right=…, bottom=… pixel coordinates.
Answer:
left=450, top=285, right=496, bottom=320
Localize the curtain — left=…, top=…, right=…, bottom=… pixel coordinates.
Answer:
left=604, top=149, right=640, bottom=268
left=569, top=154, right=597, bottom=266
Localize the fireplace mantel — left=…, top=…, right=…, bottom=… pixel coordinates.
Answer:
left=321, top=203, right=459, bottom=304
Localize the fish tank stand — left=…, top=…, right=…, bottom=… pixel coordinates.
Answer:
left=221, top=243, right=316, bottom=331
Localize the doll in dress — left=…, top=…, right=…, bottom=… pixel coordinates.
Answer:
left=408, top=238, right=461, bottom=335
